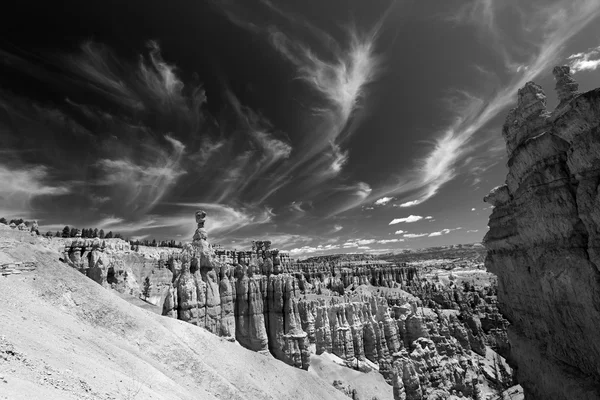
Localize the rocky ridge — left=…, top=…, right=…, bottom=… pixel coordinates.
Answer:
left=484, top=66, right=600, bottom=399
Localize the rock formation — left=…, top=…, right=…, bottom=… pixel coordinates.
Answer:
left=484, top=66, right=600, bottom=399
left=163, top=211, right=311, bottom=369
left=61, top=236, right=175, bottom=306
left=58, top=209, right=513, bottom=398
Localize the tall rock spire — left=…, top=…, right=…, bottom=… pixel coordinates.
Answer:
left=553, top=65, right=579, bottom=106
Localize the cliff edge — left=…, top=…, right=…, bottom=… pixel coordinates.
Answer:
left=484, top=66, right=600, bottom=399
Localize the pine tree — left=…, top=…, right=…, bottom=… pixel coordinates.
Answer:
left=99, top=229, right=105, bottom=239
left=0, top=217, right=6, bottom=225
left=105, top=231, right=113, bottom=239
left=142, top=276, right=151, bottom=301
left=70, top=227, right=78, bottom=237
left=93, top=228, right=99, bottom=238
left=62, top=226, right=71, bottom=238
left=55, top=231, right=60, bottom=237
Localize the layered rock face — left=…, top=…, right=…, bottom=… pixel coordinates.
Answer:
left=484, top=66, right=600, bottom=399
left=162, top=211, right=311, bottom=369
left=301, top=294, right=500, bottom=399
left=58, top=210, right=512, bottom=398
left=61, top=235, right=176, bottom=305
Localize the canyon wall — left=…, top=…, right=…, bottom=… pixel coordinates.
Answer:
left=61, top=236, right=178, bottom=306
left=484, top=66, right=600, bottom=399
left=58, top=210, right=512, bottom=399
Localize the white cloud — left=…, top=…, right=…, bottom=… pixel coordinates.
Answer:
left=332, top=224, right=343, bottom=232
left=467, top=229, right=480, bottom=233
left=288, top=243, right=341, bottom=256
left=374, top=196, right=393, bottom=206
left=394, top=230, right=405, bottom=235
left=401, top=227, right=463, bottom=239
left=389, top=215, right=423, bottom=225
left=357, top=239, right=376, bottom=245
left=0, top=164, right=71, bottom=218
left=471, top=208, right=476, bottom=211
left=403, top=233, right=427, bottom=238
left=567, top=45, right=600, bottom=72
left=377, top=238, right=403, bottom=244
left=396, top=200, right=421, bottom=208
left=428, top=227, right=462, bottom=237
left=342, top=238, right=377, bottom=248
left=425, top=216, right=433, bottom=219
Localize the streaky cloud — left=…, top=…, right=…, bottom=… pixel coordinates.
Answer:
left=0, top=164, right=70, bottom=219
left=367, top=0, right=600, bottom=209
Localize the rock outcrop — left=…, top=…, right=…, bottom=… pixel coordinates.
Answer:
left=484, top=66, right=600, bottom=399
left=163, top=211, right=311, bottom=369
left=57, top=209, right=513, bottom=398
left=61, top=236, right=175, bottom=305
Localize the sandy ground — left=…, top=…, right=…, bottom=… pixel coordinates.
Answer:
left=0, top=227, right=349, bottom=400
left=309, top=352, right=393, bottom=400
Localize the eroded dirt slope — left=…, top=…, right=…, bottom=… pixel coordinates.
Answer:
left=0, top=227, right=348, bottom=400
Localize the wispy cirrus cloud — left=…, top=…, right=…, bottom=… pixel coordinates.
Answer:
left=0, top=39, right=290, bottom=238
left=368, top=0, right=600, bottom=209
left=172, top=202, right=274, bottom=237
left=96, top=134, right=186, bottom=215
left=0, top=165, right=71, bottom=218
left=212, top=0, right=389, bottom=206
left=221, top=89, right=293, bottom=199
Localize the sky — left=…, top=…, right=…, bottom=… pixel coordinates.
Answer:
left=1, top=0, right=600, bottom=257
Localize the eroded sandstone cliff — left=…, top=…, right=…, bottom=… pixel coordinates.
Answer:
left=484, top=66, right=600, bottom=399
left=61, top=235, right=176, bottom=305
left=57, top=209, right=512, bottom=398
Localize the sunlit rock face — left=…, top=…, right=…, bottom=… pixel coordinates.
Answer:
left=61, top=236, right=175, bottom=305
left=59, top=209, right=512, bottom=396
left=162, top=210, right=312, bottom=369
left=484, top=66, right=600, bottom=399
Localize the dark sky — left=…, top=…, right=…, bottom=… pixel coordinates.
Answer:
left=2, top=0, right=600, bottom=257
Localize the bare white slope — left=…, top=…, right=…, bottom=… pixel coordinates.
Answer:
left=0, top=228, right=348, bottom=400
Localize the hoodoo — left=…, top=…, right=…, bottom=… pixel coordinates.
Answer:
left=484, top=66, right=600, bottom=399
